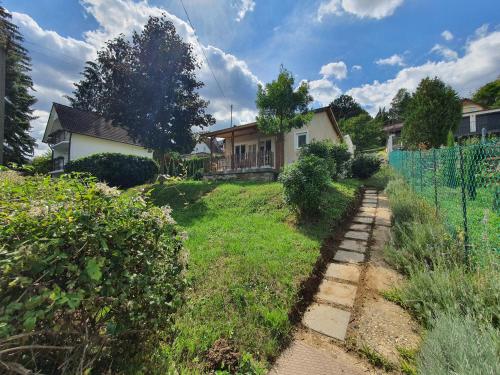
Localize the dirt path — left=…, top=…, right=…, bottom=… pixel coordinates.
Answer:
left=269, top=190, right=420, bottom=374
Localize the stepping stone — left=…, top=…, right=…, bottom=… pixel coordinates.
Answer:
left=334, top=250, right=365, bottom=264
left=359, top=207, right=377, bottom=214
left=317, top=279, right=358, bottom=307
left=325, top=263, right=361, bottom=283
left=303, top=303, right=351, bottom=341
left=357, top=211, right=375, bottom=218
left=353, top=216, right=373, bottom=224
left=363, top=198, right=377, bottom=204
left=269, top=341, right=368, bottom=375
left=375, top=216, right=391, bottom=226
left=365, top=189, right=377, bottom=193
left=362, top=202, right=377, bottom=208
left=339, top=239, right=367, bottom=253
left=345, top=231, right=369, bottom=241
left=349, top=223, right=370, bottom=231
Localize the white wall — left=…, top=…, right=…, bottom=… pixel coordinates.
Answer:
left=70, top=133, right=153, bottom=161
left=283, top=111, right=341, bottom=165
left=192, top=142, right=210, bottom=154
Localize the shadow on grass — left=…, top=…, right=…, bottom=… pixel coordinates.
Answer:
left=149, top=180, right=218, bottom=226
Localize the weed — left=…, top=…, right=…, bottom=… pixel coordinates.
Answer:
left=359, top=344, right=395, bottom=372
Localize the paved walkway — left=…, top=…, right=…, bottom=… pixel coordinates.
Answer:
left=270, top=189, right=392, bottom=374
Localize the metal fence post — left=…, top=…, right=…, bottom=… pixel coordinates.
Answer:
left=458, top=145, right=470, bottom=263
left=419, top=149, right=423, bottom=192
left=432, top=148, right=438, bottom=213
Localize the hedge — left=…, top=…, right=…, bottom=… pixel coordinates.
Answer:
left=65, top=153, right=159, bottom=188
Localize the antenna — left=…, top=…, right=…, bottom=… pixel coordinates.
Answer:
left=231, top=104, right=233, bottom=127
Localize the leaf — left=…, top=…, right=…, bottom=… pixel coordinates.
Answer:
left=23, top=316, right=37, bottom=331
left=85, top=258, right=102, bottom=281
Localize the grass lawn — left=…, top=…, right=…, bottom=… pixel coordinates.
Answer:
left=144, top=179, right=360, bottom=372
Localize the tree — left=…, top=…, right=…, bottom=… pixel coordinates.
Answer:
left=255, top=66, right=313, bottom=168
left=375, top=107, right=390, bottom=125
left=472, top=78, right=500, bottom=109
left=388, top=88, right=412, bottom=123
left=0, top=7, right=37, bottom=164
left=69, top=15, right=214, bottom=169
left=329, top=94, right=367, bottom=121
left=339, top=113, right=385, bottom=151
left=402, top=77, right=461, bottom=149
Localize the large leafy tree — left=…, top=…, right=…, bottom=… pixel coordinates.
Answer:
left=329, top=94, right=367, bottom=122
left=402, top=77, right=461, bottom=149
left=255, top=66, right=313, bottom=168
left=472, top=78, right=500, bottom=109
left=388, top=88, right=412, bottom=124
left=0, top=7, right=37, bottom=164
left=69, top=15, right=214, bottom=167
left=339, top=113, right=385, bottom=151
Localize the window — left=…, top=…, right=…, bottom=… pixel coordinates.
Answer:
left=296, top=132, right=308, bottom=149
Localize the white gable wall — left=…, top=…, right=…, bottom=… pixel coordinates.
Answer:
left=283, top=111, right=341, bottom=165
left=70, top=133, right=153, bottom=161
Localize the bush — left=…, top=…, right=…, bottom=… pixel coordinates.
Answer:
left=350, top=154, right=381, bottom=179
left=418, top=314, right=500, bottom=375
left=30, top=151, right=53, bottom=174
left=0, top=172, right=186, bottom=373
left=279, top=155, right=331, bottom=216
left=65, top=153, right=159, bottom=188
left=300, top=140, right=337, bottom=178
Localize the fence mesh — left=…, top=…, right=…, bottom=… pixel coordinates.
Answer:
left=389, top=141, right=500, bottom=255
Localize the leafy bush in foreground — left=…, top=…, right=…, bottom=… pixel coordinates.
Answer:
left=0, top=172, right=186, bottom=373
left=300, top=140, right=351, bottom=178
left=418, top=314, right=500, bottom=375
left=65, top=152, right=159, bottom=188
left=350, top=154, right=381, bottom=179
left=279, top=155, right=330, bottom=216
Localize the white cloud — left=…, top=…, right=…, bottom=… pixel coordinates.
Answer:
left=431, top=44, right=458, bottom=61
left=352, top=65, right=362, bottom=71
left=319, top=61, right=347, bottom=80
left=375, top=54, right=405, bottom=66
left=303, top=78, right=342, bottom=106
left=235, top=0, right=255, bottom=22
left=441, top=30, right=454, bottom=41
left=474, top=23, right=489, bottom=38
left=317, top=0, right=404, bottom=21
left=348, top=29, right=500, bottom=114
left=11, top=0, right=262, bottom=154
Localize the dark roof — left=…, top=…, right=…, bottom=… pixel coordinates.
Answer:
left=50, top=103, right=144, bottom=147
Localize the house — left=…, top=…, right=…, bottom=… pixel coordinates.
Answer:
left=456, top=99, right=500, bottom=138
left=42, top=103, right=153, bottom=174
left=384, top=98, right=500, bottom=151
left=202, top=106, right=343, bottom=180
left=183, top=139, right=223, bottom=160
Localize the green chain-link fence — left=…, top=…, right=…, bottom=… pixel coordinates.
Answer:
left=389, top=141, right=499, bottom=257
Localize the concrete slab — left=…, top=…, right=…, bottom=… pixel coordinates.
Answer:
left=352, top=216, right=374, bottom=224
left=344, top=231, right=370, bottom=241
left=325, top=263, right=361, bottom=283
left=269, top=341, right=367, bottom=375
left=359, top=207, right=377, bottom=214
left=375, top=216, right=391, bottom=227
left=317, top=280, right=358, bottom=307
left=339, top=239, right=367, bottom=253
left=357, top=211, right=375, bottom=218
left=303, top=303, right=351, bottom=341
left=362, top=202, right=377, bottom=208
left=365, top=189, right=377, bottom=194
left=349, top=223, right=371, bottom=231
left=334, top=250, right=365, bottom=264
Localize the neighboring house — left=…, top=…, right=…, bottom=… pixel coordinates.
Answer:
left=184, top=139, right=223, bottom=159
left=384, top=99, right=500, bottom=151
left=202, top=106, right=343, bottom=179
left=42, top=103, right=153, bottom=174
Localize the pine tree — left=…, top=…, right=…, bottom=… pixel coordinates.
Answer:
left=0, top=6, right=37, bottom=164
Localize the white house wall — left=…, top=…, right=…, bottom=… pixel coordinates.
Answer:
left=70, top=133, right=153, bottom=161
left=283, top=111, right=341, bottom=165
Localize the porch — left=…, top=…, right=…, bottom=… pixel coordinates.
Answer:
left=203, top=122, right=282, bottom=176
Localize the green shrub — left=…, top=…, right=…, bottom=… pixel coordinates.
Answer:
left=300, top=140, right=337, bottom=178
left=0, top=172, right=186, bottom=373
left=418, top=314, right=500, bottom=375
left=330, top=143, right=352, bottom=176
left=30, top=151, right=53, bottom=174
left=385, top=178, right=433, bottom=225
left=65, top=153, right=159, bottom=188
left=279, top=155, right=331, bottom=216
left=350, top=154, right=381, bottom=179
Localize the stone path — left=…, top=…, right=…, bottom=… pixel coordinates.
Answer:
left=270, top=189, right=395, bottom=374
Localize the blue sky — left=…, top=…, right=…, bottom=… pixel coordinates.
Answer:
left=4, top=0, right=500, bottom=154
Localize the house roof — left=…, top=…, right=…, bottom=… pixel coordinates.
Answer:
left=202, top=106, right=343, bottom=139
left=43, top=103, right=145, bottom=147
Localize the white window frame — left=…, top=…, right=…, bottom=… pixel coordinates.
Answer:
left=470, top=114, right=477, bottom=132
left=295, top=131, right=308, bottom=150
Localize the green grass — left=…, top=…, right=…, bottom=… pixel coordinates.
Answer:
left=144, top=179, right=360, bottom=372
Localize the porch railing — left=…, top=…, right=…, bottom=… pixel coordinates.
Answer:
left=211, top=151, right=274, bottom=172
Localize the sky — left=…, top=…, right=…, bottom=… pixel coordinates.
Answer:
left=4, top=0, right=500, bottom=155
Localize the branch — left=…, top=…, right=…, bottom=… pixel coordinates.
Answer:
left=0, top=345, right=73, bottom=356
